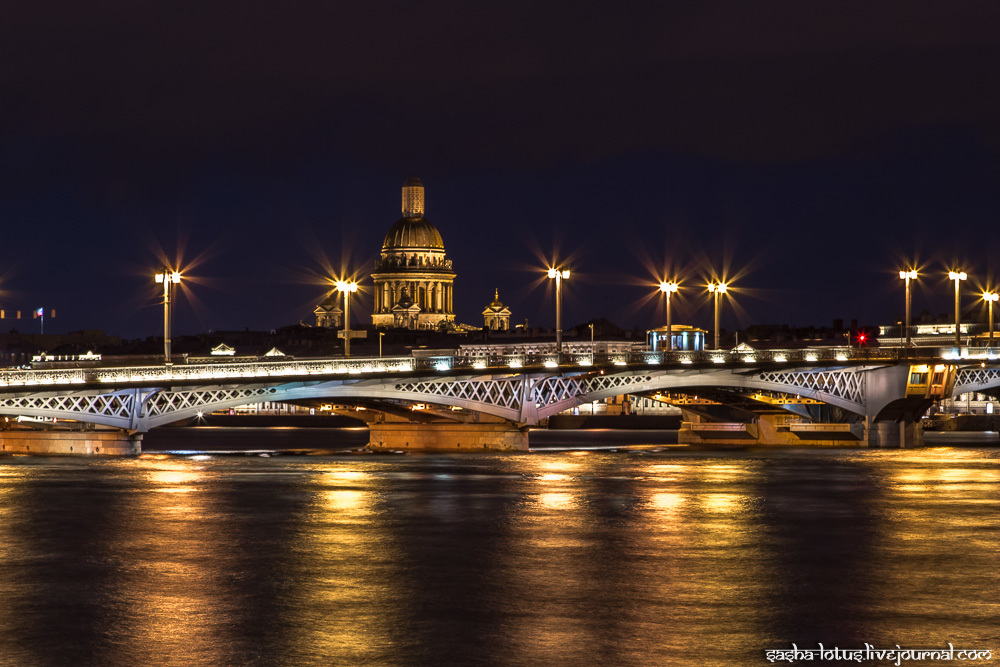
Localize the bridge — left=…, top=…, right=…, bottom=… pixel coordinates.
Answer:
left=0, top=344, right=997, bottom=454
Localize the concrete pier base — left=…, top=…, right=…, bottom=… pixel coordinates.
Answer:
left=678, top=412, right=922, bottom=448
left=0, top=429, right=142, bottom=455
left=368, top=422, right=529, bottom=452
left=865, top=419, right=924, bottom=449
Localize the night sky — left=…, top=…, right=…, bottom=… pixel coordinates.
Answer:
left=2, top=2, right=999, bottom=339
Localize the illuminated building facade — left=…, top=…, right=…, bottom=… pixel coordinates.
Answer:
left=482, top=289, right=511, bottom=330
left=313, top=294, right=343, bottom=328
left=370, top=178, right=456, bottom=329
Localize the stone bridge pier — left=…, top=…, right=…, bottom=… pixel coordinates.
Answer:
left=677, top=364, right=937, bottom=449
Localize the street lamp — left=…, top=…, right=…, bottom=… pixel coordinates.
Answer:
left=154, top=268, right=181, bottom=364
left=335, top=280, right=358, bottom=357
left=547, top=267, right=570, bottom=354
left=379, top=331, right=385, bottom=357
left=707, top=282, right=727, bottom=350
left=949, top=271, right=967, bottom=345
left=658, top=281, right=679, bottom=356
left=899, top=269, right=917, bottom=347
left=984, top=291, right=998, bottom=346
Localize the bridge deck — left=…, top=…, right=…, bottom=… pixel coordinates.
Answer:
left=0, top=346, right=977, bottom=392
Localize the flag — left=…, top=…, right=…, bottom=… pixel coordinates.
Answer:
left=34, top=307, right=44, bottom=318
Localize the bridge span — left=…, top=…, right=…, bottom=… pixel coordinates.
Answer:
left=0, top=345, right=997, bottom=454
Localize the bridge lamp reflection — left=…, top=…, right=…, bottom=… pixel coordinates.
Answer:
left=983, top=292, right=998, bottom=346
left=154, top=269, right=182, bottom=365
left=547, top=267, right=570, bottom=354
left=949, top=271, right=967, bottom=346
left=707, top=282, right=728, bottom=350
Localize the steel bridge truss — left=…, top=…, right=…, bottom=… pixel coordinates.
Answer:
left=954, top=366, right=1000, bottom=396
left=0, top=364, right=882, bottom=431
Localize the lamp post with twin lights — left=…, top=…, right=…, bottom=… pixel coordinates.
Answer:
left=949, top=271, right=967, bottom=346
left=336, top=280, right=358, bottom=357
left=899, top=269, right=917, bottom=346
left=547, top=267, right=570, bottom=354
left=707, top=282, right=727, bottom=350
left=984, top=291, right=998, bottom=346
left=658, top=281, right=678, bottom=355
left=154, top=269, right=181, bottom=364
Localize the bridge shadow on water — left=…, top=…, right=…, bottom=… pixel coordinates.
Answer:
left=142, top=426, right=683, bottom=454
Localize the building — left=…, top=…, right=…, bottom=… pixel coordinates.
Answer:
left=370, top=178, right=457, bottom=329
left=313, top=293, right=343, bottom=328
left=482, top=289, right=511, bottom=331
left=647, top=324, right=707, bottom=351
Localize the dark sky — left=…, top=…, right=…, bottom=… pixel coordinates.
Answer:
left=2, top=1, right=1000, bottom=339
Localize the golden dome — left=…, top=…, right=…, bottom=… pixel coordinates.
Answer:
left=382, top=217, right=445, bottom=250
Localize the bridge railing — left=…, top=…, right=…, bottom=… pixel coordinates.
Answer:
left=0, top=345, right=983, bottom=390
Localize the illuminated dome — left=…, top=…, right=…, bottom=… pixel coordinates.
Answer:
left=370, top=177, right=457, bottom=331
left=382, top=217, right=445, bottom=250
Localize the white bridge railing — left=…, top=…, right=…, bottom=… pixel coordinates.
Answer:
left=0, top=345, right=989, bottom=391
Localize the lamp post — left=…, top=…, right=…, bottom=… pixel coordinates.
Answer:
left=984, top=292, right=998, bottom=346
left=899, top=269, right=917, bottom=347
left=658, top=281, right=678, bottom=355
left=707, top=282, right=727, bottom=350
left=547, top=267, right=570, bottom=354
left=154, top=269, right=181, bottom=364
left=949, top=271, right=967, bottom=345
left=379, top=331, right=385, bottom=357
left=335, top=280, right=358, bottom=357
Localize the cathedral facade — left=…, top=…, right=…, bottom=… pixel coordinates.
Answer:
left=370, top=178, right=457, bottom=329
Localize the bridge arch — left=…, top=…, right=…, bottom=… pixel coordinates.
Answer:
left=0, top=365, right=910, bottom=430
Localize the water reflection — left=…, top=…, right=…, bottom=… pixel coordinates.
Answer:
left=0, top=448, right=996, bottom=665
left=279, top=465, right=402, bottom=665
left=100, top=459, right=232, bottom=666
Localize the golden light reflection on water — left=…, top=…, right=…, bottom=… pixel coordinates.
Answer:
left=0, top=448, right=995, bottom=666
left=102, top=459, right=229, bottom=667
left=0, top=468, right=27, bottom=647
left=838, top=450, right=1000, bottom=651
left=498, top=455, right=771, bottom=664
left=648, top=490, right=686, bottom=514
left=280, top=465, right=398, bottom=665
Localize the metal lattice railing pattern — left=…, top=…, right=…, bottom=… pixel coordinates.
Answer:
left=0, top=389, right=138, bottom=420
left=143, top=386, right=278, bottom=417
left=756, top=369, right=865, bottom=404
left=393, top=377, right=524, bottom=411
left=955, top=367, right=1000, bottom=391
left=532, top=374, right=655, bottom=407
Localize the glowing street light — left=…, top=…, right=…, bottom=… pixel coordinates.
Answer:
left=984, top=291, right=999, bottom=346
left=899, top=269, right=917, bottom=346
left=335, top=280, right=358, bottom=357
left=154, top=269, right=181, bottom=364
left=707, top=282, right=728, bottom=350
left=547, top=267, right=570, bottom=354
left=658, top=281, right=679, bottom=356
left=949, top=271, right=967, bottom=345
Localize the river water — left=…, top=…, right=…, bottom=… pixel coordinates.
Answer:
left=0, top=439, right=998, bottom=666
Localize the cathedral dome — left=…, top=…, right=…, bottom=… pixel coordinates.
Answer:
left=382, top=217, right=445, bottom=250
